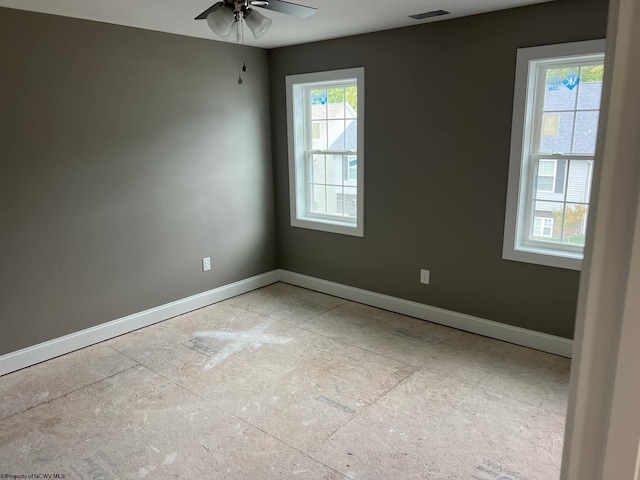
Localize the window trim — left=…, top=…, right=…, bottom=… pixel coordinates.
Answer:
left=286, top=67, right=365, bottom=237
left=503, top=39, right=605, bottom=270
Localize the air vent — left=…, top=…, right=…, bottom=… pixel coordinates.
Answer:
left=409, top=9, right=450, bottom=20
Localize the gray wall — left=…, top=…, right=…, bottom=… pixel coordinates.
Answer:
left=0, top=8, right=276, bottom=355
left=268, top=0, right=609, bottom=339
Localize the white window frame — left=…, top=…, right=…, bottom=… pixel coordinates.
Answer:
left=503, top=39, right=605, bottom=270
left=286, top=68, right=364, bottom=237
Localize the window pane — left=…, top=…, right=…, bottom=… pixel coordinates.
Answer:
left=328, top=87, right=345, bottom=110
left=321, top=154, right=341, bottom=186
left=580, top=64, right=604, bottom=82
left=543, top=67, right=579, bottom=111
left=311, top=121, right=327, bottom=150
left=566, top=160, right=593, bottom=203
left=346, top=156, right=357, bottom=184
left=328, top=119, right=346, bottom=150
left=345, top=86, right=357, bottom=116
left=572, top=111, right=599, bottom=154
left=345, top=120, right=357, bottom=151
left=532, top=201, right=563, bottom=243
left=562, top=203, right=589, bottom=246
left=312, top=122, right=321, bottom=140
left=344, top=186, right=357, bottom=217
left=311, top=154, right=326, bottom=184
left=326, top=186, right=343, bottom=216
left=577, top=76, right=603, bottom=110
left=312, top=185, right=326, bottom=214
left=310, top=89, right=327, bottom=119
left=539, top=111, right=574, bottom=153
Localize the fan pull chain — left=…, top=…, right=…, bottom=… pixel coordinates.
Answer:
left=236, top=17, right=248, bottom=84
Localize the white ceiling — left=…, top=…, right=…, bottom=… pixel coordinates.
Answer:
left=0, top=0, right=554, bottom=49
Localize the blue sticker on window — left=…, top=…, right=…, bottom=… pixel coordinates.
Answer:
left=562, top=72, right=580, bottom=91
left=311, top=91, right=328, bottom=105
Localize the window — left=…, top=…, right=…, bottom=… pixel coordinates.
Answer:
left=503, top=40, right=605, bottom=270
left=286, top=68, right=364, bottom=236
left=536, top=159, right=556, bottom=192
left=533, top=217, right=554, bottom=238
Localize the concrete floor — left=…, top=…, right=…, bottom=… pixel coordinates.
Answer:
left=0, top=283, right=569, bottom=479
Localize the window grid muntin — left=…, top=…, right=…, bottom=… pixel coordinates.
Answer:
left=303, top=80, right=358, bottom=222
left=303, top=82, right=357, bottom=154
left=523, top=52, right=603, bottom=255
left=532, top=56, right=604, bottom=156
left=306, top=152, right=357, bottom=221
left=524, top=156, right=592, bottom=250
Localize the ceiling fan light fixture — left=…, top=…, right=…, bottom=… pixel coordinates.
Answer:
left=244, top=8, right=272, bottom=39
left=206, top=3, right=234, bottom=37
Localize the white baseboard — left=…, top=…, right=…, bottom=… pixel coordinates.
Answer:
left=279, top=270, right=573, bottom=358
left=0, top=268, right=572, bottom=376
left=0, top=271, right=280, bottom=376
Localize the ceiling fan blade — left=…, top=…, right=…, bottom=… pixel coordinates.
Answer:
left=195, top=2, right=224, bottom=20
left=255, top=0, right=316, bottom=18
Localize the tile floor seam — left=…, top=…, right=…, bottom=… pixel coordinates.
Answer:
left=0, top=364, right=139, bottom=423
left=100, top=313, right=422, bottom=478
left=103, top=346, right=214, bottom=404
left=101, top=344, right=344, bottom=454
left=414, top=364, right=563, bottom=418
left=415, top=364, right=543, bottom=409
left=107, top=335, right=357, bottom=480
left=128, top=366, right=350, bottom=480
left=418, top=366, right=564, bottom=413
left=93, top=356, right=306, bottom=455
left=291, top=321, right=425, bottom=370
left=211, top=413, right=349, bottom=479
left=414, top=360, right=554, bottom=411
left=480, top=384, right=550, bottom=410
left=312, top=366, right=420, bottom=453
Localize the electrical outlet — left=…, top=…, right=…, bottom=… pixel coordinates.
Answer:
left=202, top=257, right=211, bottom=272
left=420, top=269, right=430, bottom=285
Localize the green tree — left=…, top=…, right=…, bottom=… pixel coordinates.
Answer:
left=328, top=87, right=358, bottom=111
left=310, top=87, right=358, bottom=112
left=547, top=64, right=604, bottom=83
left=553, top=204, right=588, bottom=243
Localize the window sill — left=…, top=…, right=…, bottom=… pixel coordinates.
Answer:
left=291, top=216, right=363, bottom=237
left=503, top=244, right=583, bottom=270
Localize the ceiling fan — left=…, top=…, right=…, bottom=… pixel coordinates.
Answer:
left=195, top=0, right=316, bottom=39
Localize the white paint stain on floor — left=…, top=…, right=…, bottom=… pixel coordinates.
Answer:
left=138, top=465, right=156, bottom=477
left=192, top=319, right=292, bottom=370
left=163, top=452, right=178, bottom=465
left=34, top=391, right=49, bottom=401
